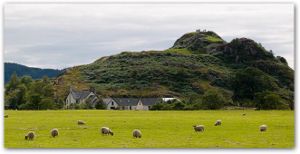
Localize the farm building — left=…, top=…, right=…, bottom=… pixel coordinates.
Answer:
left=103, top=97, right=161, bottom=110
left=65, top=87, right=180, bottom=110
left=65, top=87, right=99, bottom=108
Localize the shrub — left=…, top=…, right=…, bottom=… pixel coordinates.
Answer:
left=231, top=67, right=279, bottom=100
left=255, top=91, right=289, bottom=110
left=39, top=98, right=55, bottom=110
left=173, top=101, right=185, bottom=110
left=150, top=103, right=164, bottom=110
left=95, top=101, right=106, bottom=109
left=202, top=89, right=226, bottom=109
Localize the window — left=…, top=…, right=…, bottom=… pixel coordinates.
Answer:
left=111, top=101, right=114, bottom=106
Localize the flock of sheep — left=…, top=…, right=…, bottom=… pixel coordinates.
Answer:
left=24, top=120, right=143, bottom=140
left=23, top=118, right=268, bottom=141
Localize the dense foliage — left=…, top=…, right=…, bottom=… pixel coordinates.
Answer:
left=5, top=73, right=61, bottom=110
left=254, top=91, right=289, bottom=110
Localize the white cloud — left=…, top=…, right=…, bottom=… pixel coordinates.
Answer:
left=4, top=3, right=294, bottom=69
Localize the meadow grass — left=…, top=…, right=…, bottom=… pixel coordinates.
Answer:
left=205, top=35, right=224, bottom=43
left=4, top=110, right=294, bottom=148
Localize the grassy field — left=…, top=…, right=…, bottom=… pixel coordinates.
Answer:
left=4, top=110, right=294, bottom=148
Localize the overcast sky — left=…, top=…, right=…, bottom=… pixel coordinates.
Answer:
left=4, top=3, right=294, bottom=69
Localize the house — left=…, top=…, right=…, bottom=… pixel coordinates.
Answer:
left=103, top=97, right=161, bottom=110
left=65, top=87, right=99, bottom=108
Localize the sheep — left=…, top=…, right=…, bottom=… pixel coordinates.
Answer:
left=193, top=125, right=205, bottom=132
left=77, top=120, right=86, bottom=125
left=260, top=125, right=267, bottom=132
left=132, top=129, right=142, bottom=138
left=25, top=131, right=35, bottom=140
left=214, top=120, right=222, bottom=126
left=4, top=115, right=8, bottom=118
left=101, top=127, right=114, bottom=136
left=50, top=128, right=59, bottom=137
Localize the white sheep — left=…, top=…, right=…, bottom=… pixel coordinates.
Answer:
left=77, top=120, right=86, bottom=125
left=214, top=120, right=222, bottom=126
left=193, top=125, right=205, bottom=132
left=132, top=129, right=142, bottom=138
left=101, top=127, right=114, bottom=136
left=25, top=131, right=35, bottom=140
left=50, top=128, right=59, bottom=137
left=260, top=125, right=267, bottom=132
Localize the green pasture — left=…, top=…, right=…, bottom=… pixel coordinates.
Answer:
left=4, top=110, right=294, bottom=148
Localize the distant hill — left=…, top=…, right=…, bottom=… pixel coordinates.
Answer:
left=53, top=30, right=294, bottom=108
left=4, top=62, right=62, bottom=83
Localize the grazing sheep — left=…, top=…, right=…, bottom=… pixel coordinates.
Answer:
left=50, top=128, right=59, bottom=137
left=260, top=125, right=267, bottom=132
left=214, top=120, right=222, bottom=126
left=101, top=127, right=114, bottom=136
left=4, top=115, right=8, bottom=118
left=25, top=131, right=35, bottom=140
left=132, top=129, right=142, bottom=138
left=193, top=125, right=205, bottom=132
left=77, top=120, right=86, bottom=125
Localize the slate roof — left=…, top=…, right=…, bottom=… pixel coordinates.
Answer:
left=140, top=98, right=161, bottom=106
left=111, top=98, right=160, bottom=106
left=70, top=88, right=92, bottom=100
left=112, top=98, right=139, bottom=106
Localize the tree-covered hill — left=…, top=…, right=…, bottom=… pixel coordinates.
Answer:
left=53, top=30, right=294, bottom=110
left=4, top=62, right=62, bottom=83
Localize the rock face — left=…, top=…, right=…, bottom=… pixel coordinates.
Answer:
left=171, top=30, right=226, bottom=54
left=172, top=32, right=275, bottom=64
left=214, top=38, right=274, bottom=63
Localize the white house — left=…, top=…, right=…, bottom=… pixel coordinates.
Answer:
left=102, top=97, right=118, bottom=110
left=65, top=87, right=99, bottom=108
left=103, top=98, right=161, bottom=110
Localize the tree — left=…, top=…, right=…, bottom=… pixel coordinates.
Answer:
left=173, top=101, right=185, bottom=110
left=150, top=103, right=164, bottom=110
left=22, top=94, right=42, bottom=110
left=20, top=76, right=33, bottom=86
left=202, top=89, right=226, bottom=109
left=255, top=91, right=289, bottom=110
left=6, top=90, right=19, bottom=109
left=42, top=84, right=54, bottom=97
left=5, top=72, right=20, bottom=94
left=5, top=84, right=27, bottom=109
left=78, top=102, right=89, bottom=109
left=40, top=97, right=55, bottom=110
left=54, top=98, right=64, bottom=109
left=95, top=101, right=106, bottom=109
left=42, top=76, right=50, bottom=84
left=231, top=67, right=279, bottom=100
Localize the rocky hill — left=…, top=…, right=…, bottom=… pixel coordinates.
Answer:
left=54, top=30, right=294, bottom=108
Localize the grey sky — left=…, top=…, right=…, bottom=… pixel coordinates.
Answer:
left=4, top=3, right=294, bottom=69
